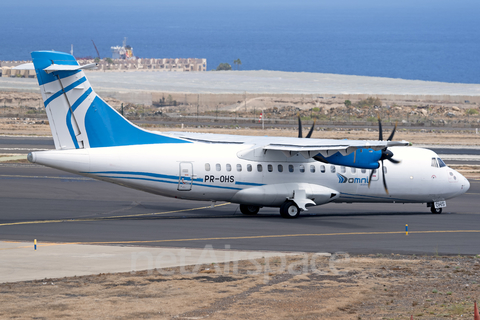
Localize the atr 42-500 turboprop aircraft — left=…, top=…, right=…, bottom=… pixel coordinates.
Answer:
left=24, top=51, right=470, bottom=218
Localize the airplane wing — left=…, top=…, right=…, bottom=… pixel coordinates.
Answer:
left=164, top=131, right=408, bottom=159
left=263, top=140, right=407, bottom=158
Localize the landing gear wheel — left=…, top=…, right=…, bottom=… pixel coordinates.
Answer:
left=240, top=204, right=260, bottom=215
left=431, top=206, right=442, bottom=214
left=280, top=201, right=300, bottom=219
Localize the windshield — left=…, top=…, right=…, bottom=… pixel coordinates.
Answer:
left=437, top=158, right=447, bottom=168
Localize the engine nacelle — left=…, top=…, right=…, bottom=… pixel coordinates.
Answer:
left=314, top=148, right=381, bottom=169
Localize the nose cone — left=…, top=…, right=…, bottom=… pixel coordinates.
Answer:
left=462, top=176, right=470, bottom=193
left=454, top=171, right=470, bottom=197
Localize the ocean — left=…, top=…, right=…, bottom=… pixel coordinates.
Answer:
left=1, top=0, right=479, bottom=84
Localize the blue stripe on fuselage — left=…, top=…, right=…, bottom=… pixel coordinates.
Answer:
left=94, top=174, right=241, bottom=190
left=86, top=171, right=203, bottom=182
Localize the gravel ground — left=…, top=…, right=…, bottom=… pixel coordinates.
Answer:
left=0, top=254, right=479, bottom=319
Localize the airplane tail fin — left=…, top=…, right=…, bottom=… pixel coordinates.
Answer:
left=32, top=51, right=188, bottom=150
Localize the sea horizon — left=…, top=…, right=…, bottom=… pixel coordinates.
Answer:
left=1, top=0, right=480, bottom=84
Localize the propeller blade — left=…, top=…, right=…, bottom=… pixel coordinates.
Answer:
left=381, top=160, right=389, bottom=194
left=380, top=149, right=401, bottom=164
left=306, top=119, right=316, bottom=138
left=368, top=168, right=375, bottom=188
left=388, top=157, right=401, bottom=164
left=387, top=121, right=398, bottom=141
left=378, top=116, right=383, bottom=141
left=297, top=114, right=302, bottom=138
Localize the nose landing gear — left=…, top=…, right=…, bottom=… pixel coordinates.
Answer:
left=430, top=206, right=442, bottom=214
left=428, top=202, right=443, bottom=214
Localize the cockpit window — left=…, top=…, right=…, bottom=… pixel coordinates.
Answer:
left=437, top=158, right=447, bottom=168
left=431, top=157, right=438, bottom=168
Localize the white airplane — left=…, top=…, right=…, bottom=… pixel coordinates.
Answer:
left=25, top=51, right=470, bottom=218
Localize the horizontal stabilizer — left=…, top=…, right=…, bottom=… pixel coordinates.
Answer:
left=13, top=63, right=34, bottom=70
left=43, top=63, right=97, bottom=74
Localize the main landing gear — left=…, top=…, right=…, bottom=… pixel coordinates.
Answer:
left=280, top=201, right=300, bottom=219
left=239, top=202, right=302, bottom=218
left=239, top=204, right=260, bottom=215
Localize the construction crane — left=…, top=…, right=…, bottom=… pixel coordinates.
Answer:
left=91, top=40, right=100, bottom=59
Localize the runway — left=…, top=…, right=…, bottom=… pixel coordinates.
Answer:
left=1, top=163, right=479, bottom=255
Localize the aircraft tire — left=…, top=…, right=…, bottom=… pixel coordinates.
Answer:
left=430, top=206, right=442, bottom=214
left=240, top=204, right=260, bottom=215
left=280, top=201, right=300, bottom=219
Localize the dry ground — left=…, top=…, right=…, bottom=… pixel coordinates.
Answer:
left=0, top=254, right=479, bottom=319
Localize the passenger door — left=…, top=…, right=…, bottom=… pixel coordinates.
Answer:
left=178, top=162, right=193, bottom=191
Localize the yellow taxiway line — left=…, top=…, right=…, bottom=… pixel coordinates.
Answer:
left=2, top=230, right=479, bottom=251
left=84, top=230, right=480, bottom=245
left=0, top=202, right=232, bottom=227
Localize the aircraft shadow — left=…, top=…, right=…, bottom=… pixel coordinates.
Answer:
left=78, top=210, right=452, bottom=221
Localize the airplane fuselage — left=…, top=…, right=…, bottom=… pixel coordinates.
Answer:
left=25, top=50, right=471, bottom=218
left=29, top=144, right=469, bottom=209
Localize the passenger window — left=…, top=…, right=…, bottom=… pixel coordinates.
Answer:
left=205, top=163, right=210, bottom=171
left=299, top=165, right=305, bottom=173
left=289, top=164, right=294, bottom=172
left=320, top=165, right=325, bottom=173
left=247, top=164, right=252, bottom=172
left=351, top=168, right=356, bottom=174
left=268, top=164, right=273, bottom=172
left=361, top=169, right=366, bottom=174
left=257, top=164, right=263, bottom=172
left=437, top=158, right=446, bottom=168
left=236, top=164, right=242, bottom=172
left=278, top=164, right=283, bottom=172
left=226, top=164, right=231, bottom=172
left=216, top=163, right=221, bottom=171
left=330, top=166, right=336, bottom=173
left=310, top=165, right=315, bottom=173
left=341, top=166, right=346, bottom=173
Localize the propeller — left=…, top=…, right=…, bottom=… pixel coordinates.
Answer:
left=297, top=114, right=316, bottom=138
left=368, top=116, right=401, bottom=194
left=298, top=113, right=400, bottom=195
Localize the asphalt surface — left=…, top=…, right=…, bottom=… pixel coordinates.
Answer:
left=1, top=163, right=479, bottom=255
left=0, top=136, right=54, bottom=154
